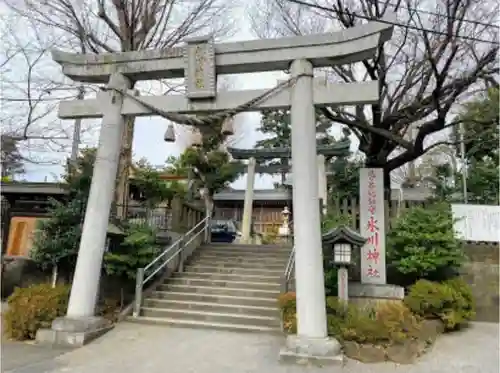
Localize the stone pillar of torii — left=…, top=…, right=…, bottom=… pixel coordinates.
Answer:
left=41, top=17, right=394, bottom=362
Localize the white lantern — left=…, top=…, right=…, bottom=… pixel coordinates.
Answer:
left=191, top=129, right=203, bottom=147
left=164, top=123, right=176, bottom=142
left=333, top=242, right=352, bottom=265
left=221, top=116, right=235, bottom=136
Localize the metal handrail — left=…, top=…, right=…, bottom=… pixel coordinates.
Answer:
left=133, top=215, right=210, bottom=317
left=283, top=246, right=295, bottom=293
left=143, top=217, right=208, bottom=278
left=282, top=219, right=294, bottom=293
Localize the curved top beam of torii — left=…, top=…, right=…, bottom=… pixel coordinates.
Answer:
left=227, top=140, right=351, bottom=160
left=51, top=15, right=395, bottom=83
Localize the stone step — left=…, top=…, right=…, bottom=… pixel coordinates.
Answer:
left=160, top=284, right=280, bottom=298
left=140, top=307, right=281, bottom=328
left=196, top=253, right=289, bottom=264
left=164, top=278, right=281, bottom=291
left=150, top=291, right=278, bottom=307
left=142, top=298, right=280, bottom=317
left=127, top=316, right=281, bottom=334
left=200, top=244, right=291, bottom=253
left=198, top=249, right=291, bottom=259
left=191, top=259, right=286, bottom=270
left=173, top=271, right=282, bottom=284
left=185, top=264, right=283, bottom=276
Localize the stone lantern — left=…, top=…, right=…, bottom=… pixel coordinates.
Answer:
left=322, top=225, right=366, bottom=305
left=278, top=206, right=291, bottom=238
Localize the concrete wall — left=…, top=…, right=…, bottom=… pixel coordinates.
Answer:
left=461, top=243, right=499, bottom=323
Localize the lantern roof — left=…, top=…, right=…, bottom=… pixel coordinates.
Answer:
left=322, top=225, right=366, bottom=247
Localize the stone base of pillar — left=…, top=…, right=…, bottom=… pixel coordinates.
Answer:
left=279, top=334, right=344, bottom=366
left=36, top=316, right=113, bottom=348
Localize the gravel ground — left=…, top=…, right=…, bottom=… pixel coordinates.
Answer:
left=3, top=322, right=499, bottom=373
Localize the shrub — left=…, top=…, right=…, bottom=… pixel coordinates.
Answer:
left=324, top=269, right=338, bottom=296
left=404, top=279, right=475, bottom=330
left=387, top=203, right=466, bottom=286
left=278, top=292, right=297, bottom=333
left=321, top=212, right=353, bottom=234
left=336, top=301, right=421, bottom=344
left=30, top=197, right=85, bottom=275
left=103, top=224, right=161, bottom=280
left=3, top=284, right=70, bottom=340
left=96, top=298, right=121, bottom=323
left=286, top=295, right=422, bottom=345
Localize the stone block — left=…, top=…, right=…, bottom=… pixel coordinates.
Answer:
left=417, top=319, right=445, bottom=343
left=349, top=282, right=405, bottom=299
left=348, top=282, right=405, bottom=310
left=343, top=341, right=386, bottom=363
left=385, top=340, right=426, bottom=364
left=36, top=316, right=113, bottom=348
left=279, top=335, right=344, bottom=366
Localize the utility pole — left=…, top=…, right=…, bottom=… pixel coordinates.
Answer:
left=459, top=122, right=468, bottom=204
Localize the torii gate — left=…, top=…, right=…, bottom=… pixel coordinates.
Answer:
left=46, top=18, right=394, bottom=361
left=227, top=142, right=351, bottom=241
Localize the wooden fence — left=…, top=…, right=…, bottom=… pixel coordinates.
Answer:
left=327, top=197, right=429, bottom=231
left=214, top=198, right=431, bottom=236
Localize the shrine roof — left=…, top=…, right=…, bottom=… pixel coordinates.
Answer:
left=0, top=181, right=67, bottom=196
left=213, top=189, right=291, bottom=202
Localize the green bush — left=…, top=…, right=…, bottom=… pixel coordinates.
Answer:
left=324, top=269, right=338, bottom=296
left=404, top=279, right=475, bottom=330
left=387, top=203, right=466, bottom=286
left=277, top=292, right=297, bottom=333
left=321, top=212, right=353, bottom=233
left=327, top=297, right=421, bottom=344
left=3, top=284, right=70, bottom=340
left=30, top=197, right=85, bottom=274
left=103, top=224, right=161, bottom=280
left=280, top=294, right=421, bottom=345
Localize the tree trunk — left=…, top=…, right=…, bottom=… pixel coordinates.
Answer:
left=51, top=264, right=58, bottom=288
left=203, top=191, right=214, bottom=218
left=114, top=117, right=135, bottom=219
left=383, top=168, right=391, bottom=202
left=365, top=157, right=392, bottom=202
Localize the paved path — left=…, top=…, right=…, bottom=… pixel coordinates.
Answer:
left=2, top=322, right=499, bottom=373
left=1, top=341, right=69, bottom=372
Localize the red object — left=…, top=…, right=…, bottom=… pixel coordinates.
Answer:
left=367, top=249, right=380, bottom=264
left=366, top=216, right=379, bottom=232
left=367, top=266, right=380, bottom=278
left=367, top=232, right=379, bottom=247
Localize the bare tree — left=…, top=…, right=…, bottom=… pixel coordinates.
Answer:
left=4, top=0, right=235, bottom=216
left=249, top=0, right=499, bottom=195
left=0, top=14, right=94, bottom=166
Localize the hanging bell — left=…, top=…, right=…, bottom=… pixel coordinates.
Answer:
left=164, top=123, right=176, bottom=142
left=191, top=129, right=203, bottom=147
left=221, top=116, right=235, bottom=136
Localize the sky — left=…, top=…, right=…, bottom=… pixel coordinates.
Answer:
left=18, top=4, right=349, bottom=189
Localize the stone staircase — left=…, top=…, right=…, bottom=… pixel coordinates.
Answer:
left=129, top=243, right=292, bottom=333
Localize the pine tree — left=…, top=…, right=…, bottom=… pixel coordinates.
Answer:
left=1, top=135, right=25, bottom=179
left=255, top=109, right=338, bottom=186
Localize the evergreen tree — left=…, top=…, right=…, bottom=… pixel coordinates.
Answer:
left=31, top=148, right=179, bottom=282
left=1, top=135, right=24, bottom=179
left=431, top=89, right=499, bottom=204
left=167, top=121, right=243, bottom=214
left=255, top=109, right=336, bottom=186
